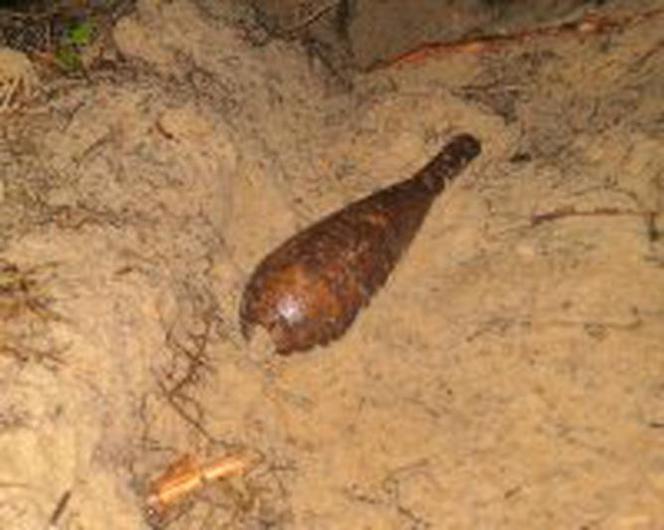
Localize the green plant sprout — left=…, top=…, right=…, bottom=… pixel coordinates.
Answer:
left=55, top=19, right=95, bottom=71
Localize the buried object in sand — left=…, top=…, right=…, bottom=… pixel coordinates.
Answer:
left=239, top=133, right=481, bottom=355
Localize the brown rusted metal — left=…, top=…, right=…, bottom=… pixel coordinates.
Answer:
left=240, top=133, right=481, bottom=354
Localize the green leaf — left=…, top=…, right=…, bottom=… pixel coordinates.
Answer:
left=67, top=21, right=94, bottom=47
left=55, top=47, right=82, bottom=71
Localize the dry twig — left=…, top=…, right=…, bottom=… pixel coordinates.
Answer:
left=374, top=8, right=664, bottom=70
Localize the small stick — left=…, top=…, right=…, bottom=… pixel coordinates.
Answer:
left=46, top=490, right=71, bottom=529
left=531, top=207, right=659, bottom=225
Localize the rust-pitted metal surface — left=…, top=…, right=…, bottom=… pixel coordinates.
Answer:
left=240, top=133, right=481, bottom=354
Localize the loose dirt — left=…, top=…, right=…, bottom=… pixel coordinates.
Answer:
left=1, top=0, right=663, bottom=528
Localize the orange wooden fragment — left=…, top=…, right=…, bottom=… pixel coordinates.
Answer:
left=146, top=453, right=251, bottom=516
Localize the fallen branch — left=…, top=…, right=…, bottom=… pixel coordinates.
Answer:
left=373, top=8, right=664, bottom=70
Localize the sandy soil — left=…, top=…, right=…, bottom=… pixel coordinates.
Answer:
left=1, top=0, right=663, bottom=529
